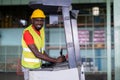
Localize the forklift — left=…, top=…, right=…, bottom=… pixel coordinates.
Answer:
left=29, top=0, right=85, bottom=80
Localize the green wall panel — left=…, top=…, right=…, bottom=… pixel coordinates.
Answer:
left=2, top=0, right=11, bottom=5
left=90, top=0, right=99, bottom=3
left=79, top=0, right=90, bottom=3
left=0, top=0, right=2, bottom=5
left=21, top=0, right=29, bottom=4
left=72, top=0, right=80, bottom=3
left=72, top=0, right=113, bottom=3
left=11, top=0, right=21, bottom=5
left=0, top=0, right=29, bottom=5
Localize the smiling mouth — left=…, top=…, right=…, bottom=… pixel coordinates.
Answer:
left=37, top=25, right=41, bottom=28
left=35, top=25, right=42, bottom=30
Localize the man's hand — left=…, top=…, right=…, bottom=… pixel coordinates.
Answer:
left=56, top=55, right=66, bottom=63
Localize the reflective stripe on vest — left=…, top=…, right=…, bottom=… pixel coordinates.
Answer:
left=24, top=58, right=40, bottom=63
left=23, top=48, right=44, bottom=52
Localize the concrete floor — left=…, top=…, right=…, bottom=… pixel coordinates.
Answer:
left=0, top=72, right=24, bottom=80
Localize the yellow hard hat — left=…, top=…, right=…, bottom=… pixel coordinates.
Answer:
left=31, top=9, right=46, bottom=19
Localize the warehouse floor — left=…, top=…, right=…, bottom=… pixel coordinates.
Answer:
left=0, top=72, right=24, bottom=80
left=0, top=72, right=114, bottom=80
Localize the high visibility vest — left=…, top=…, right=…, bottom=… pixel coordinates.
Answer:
left=21, top=25, right=45, bottom=69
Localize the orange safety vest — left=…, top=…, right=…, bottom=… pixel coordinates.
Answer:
left=21, top=25, right=45, bottom=69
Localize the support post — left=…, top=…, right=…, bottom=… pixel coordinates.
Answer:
left=62, top=6, right=77, bottom=68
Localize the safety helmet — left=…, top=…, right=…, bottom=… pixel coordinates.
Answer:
left=31, top=9, right=46, bottom=19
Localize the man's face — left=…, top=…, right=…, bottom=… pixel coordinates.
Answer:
left=32, top=18, right=45, bottom=31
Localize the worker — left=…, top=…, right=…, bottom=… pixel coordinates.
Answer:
left=21, top=9, right=66, bottom=80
